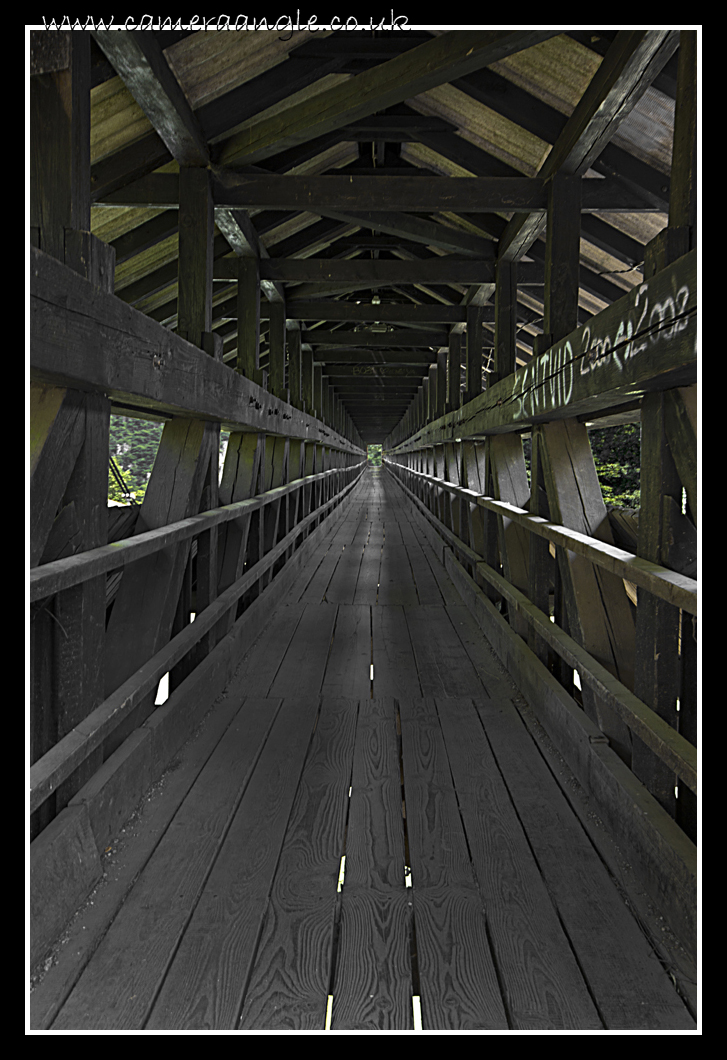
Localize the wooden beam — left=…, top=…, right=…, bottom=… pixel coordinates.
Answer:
left=543, top=173, right=582, bottom=344
left=236, top=257, right=261, bottom=382
left=30, top=32, right=91, bottom=261
left=214, top=207, right=284, bottom=304
left=302, top=329, right=445, bottom=348
left=465, top=305, right=485, bottom=405
left=631, top=393, right=683, bottom=813
left=499, top=30, right=679, bottom=262
left=177, top=167, right=213, bottom=346
left=91, top=30, right=209, bottom=166
left=268, top=300, right=287, bottom=401
left=494, top=260, right=517, bottom=383
left=238, top=259, right=495, bottom=285
left=669, top=30, right=697, bottom=244
left=312, top=207, right=497, bottom=259
left=281, top=301, right=469, bottom=323
left=312, top=350, right=434, bottom=364
left=31, top=247, right=361, bottom=451
left=210, top=172, right=653, bottom=214
left=216, top=31, right=558, bottom=165
left=287, top=327, right=302, bottom=410
left=391, top=249, right=696, bottom=444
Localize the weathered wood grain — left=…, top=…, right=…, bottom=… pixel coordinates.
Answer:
left=30, top=246, right=360, bottom=451
left=332, top=698, right=412, bottom=1030
left=52, top=697, right=283, bottom=1030
left=146, top=696, right=320, bottom=1029
left=238, top=697, right=358, bottom=1030
left=399, top=697, right=508, bottom=1029
left=475, top=696, right=695, bottom=1029
left=434, top=696, right=602, bottom=1029
left=322, top=605, right=372, bottom=699
left=390, top=249, right=697, bottom=444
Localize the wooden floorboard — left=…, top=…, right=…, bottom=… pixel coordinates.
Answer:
left=237, top=697, right=358, bottom=1030
left=52, top=697, right=285, bottom=1030
left=332, top=697, right=412, bottom=1030
left=46, top=467, right=695, bottom=1030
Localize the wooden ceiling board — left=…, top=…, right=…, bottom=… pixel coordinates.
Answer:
left=90, top=76, right=155, bottom=163
left=610, top=86, right=675, bottom=174
left=488, top=33, right=603, bottom=116
left=164, top=28, right=335, bottom=110
left=406, top=85, right=552, bottom=175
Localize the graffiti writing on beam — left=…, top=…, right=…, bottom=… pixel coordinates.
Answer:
left=512, top=281, right=692, bottom=422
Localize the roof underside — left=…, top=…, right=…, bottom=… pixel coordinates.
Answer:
left=88, top=28, right=680, bottom=443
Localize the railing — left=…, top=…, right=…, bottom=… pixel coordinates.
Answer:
left=384, top=457, right=697, bottom=798
left=30, top=459, right=366, bottom=816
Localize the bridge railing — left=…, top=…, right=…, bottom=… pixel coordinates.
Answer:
left=30, top=459, right=366, bottom=823
left=385, top=457, right=696, bottom=794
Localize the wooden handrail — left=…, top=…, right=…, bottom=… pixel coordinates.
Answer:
left=30, top=461, right=366, bottom=601
left=385, top=463, right=696, bottom=790
left=30, top=466, right=365, bottom=814
left=385, top=458, right=697, bottom=615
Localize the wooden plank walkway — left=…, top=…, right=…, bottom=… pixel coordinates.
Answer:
left=36, top=469, right=696, bottom=1031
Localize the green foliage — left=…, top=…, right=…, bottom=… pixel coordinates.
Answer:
left=589, top=423, right=641, bottom=508
left=522, top=423, right=641, bottom=509
left=367, top=444, right=383, bottom=467
left=108, top=415, right=163, bottom=504
left=108, top=417, right=231, bottom=505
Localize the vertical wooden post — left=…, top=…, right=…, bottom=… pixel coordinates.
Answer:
left=287, top=326, right=302, bottom=410
left=236, top=257, right=263, bottom=385
left=435, top=349, right=447, bottom=419
left=268, top=301, right=287, bottom=400
left=631, top=394, right=682, bottom=814
left=465, top=305, right=484, bottom=405
left=489, top=434, right=530, bottom=638
left=629, top=36, right=698, bottom=823
left=215, top=431, right=264, bottom=639
left=302, top=346, right=314, bottom=415
left=177, top=167, right=213, bottom=347
left=314, top=365, right=323, bottom=422
left=30, top=32, right=113, bottom=827
left=528, top=427, right=554, bottom=666
left=668, top=30, right=697, bottom=253
left=427, top=364, right=438, bottom=423
left=447, top=330, right=461, bottom=412
left=494, top=260, right=517, bottom=383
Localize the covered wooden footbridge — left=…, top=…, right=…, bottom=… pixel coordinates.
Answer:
left=29, top=26, right=698, bottom=1031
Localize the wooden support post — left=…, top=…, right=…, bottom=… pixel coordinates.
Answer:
left=268, top=300, right=287, bottom=400
left=539, top=419, right=635, bottom=763
left=262, top=436, right=289, bottom=585
left=544, top=173, right=582, bottom=344
left=236, top=257, right=263, bottom=385
left=215, top=431, right=264, bottom=639
left=428, top=363, right=438, bottom=423
left=177, top=167, right=213, bottom=347
left=668, top=30, right=697, bottom=252
left=465, top=305, right=484, bottom=405
left=488, top=434, right=530, bottom=638
left=104, top=418, right=218, bottom=752
left=527, top=427, right=555, bottom=666
left=30, top=31, right=90, bottom=262
left=631, top=394, right=682, bottom=816
left=174, top=163, right=219, bottom=686
left=447, top=330, right=461, bottom=412
left=301, top=346, right=314, bottom=415
left=287, top=327, right=302, bottom=410
left=494, top=259, right=517, bottom=383
left=436, top=349, right=447, bottom=420
left=314, top=364, right=323, bottom=422
left=30, top=33, right=113, bottom=827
